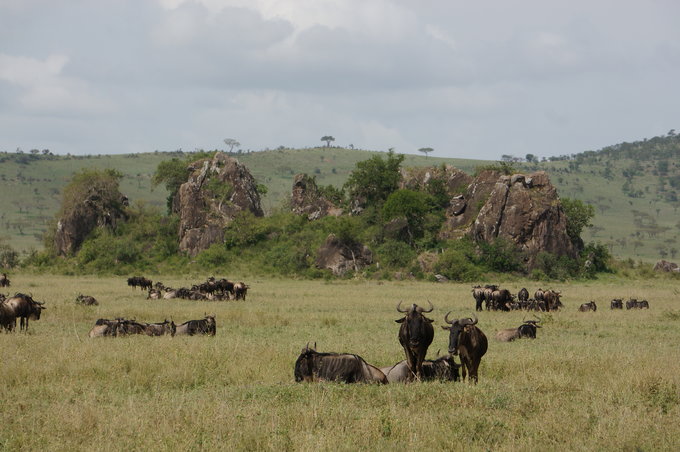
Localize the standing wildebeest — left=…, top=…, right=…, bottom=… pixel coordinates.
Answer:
left=0, top=273, right=9, bottom=287
left=495, top=319, right=542, bottom=342
left=442, top=313, right=487, bottom=383
left=0, top=301, right=16, bottom=331
left=175, top=315, right=216, bottom=336
left=578, top=301, right=597, bottom=312
left=534, top=288, right=544, bottom=303
left=543, top=290, right=563, bottom=311
left=491, top=288, right=513, bottom=311
left=380, top=354, right=460, bottom=383
left=483, top=285, right=498, bottom=310
left=127, top=276, right=152, bottom=290
left=76, top=294, right=98, bottom=306
left=610, top=298, right=623, bottom=309
left=471, top=285, right=484, bottom=312
left=3, top=293, right=45, bottom=331
left=518, top=288, right=529, bottom=302
left=395, top=301, right=435, bottom=380
left=294, top=343, right=387, bottom=384
left=233, top=282, right=249, bottom=301
left=626, top=299, right=650, bottom=309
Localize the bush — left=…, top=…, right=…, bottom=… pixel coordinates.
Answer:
left=433, top=240, right=483, bottom=281
left=477, top=238, right=524, bottom=273
left=376, top=240, right=416, bottom=269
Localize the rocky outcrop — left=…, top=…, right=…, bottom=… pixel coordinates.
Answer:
left=290, top=174, right=342, bottom=220
left=440, top=170, right=501, bottom=239
left=653, top=260, right=679, bottom=272
left=175, top=153, right=263, bottom=256
left=469, top=171, right=577, bottom=267
left=399, top=165, right=472, bottom=198
left=315, top=234, right=373, bottom=276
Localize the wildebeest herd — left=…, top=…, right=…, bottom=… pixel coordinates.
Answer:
left=0, top=292, right=45, bottom=332
left=88, top=315, right=216, bottom=337
left=135, top=276, right=249, bottom=302
left=471, top=285, right=564, bottom=312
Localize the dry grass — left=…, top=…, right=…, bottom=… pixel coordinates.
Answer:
left=1, top=274, right=679, bottom=451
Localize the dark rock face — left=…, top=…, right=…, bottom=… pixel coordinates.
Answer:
left=440, top=170, right=501, bottom=239
left=315, top=234, right=373, bottom=276
left=290, top=174, right=342, bottom=220
left=54, top=192, right=128, bottom=256
left=176, top=153, right=263, bottom=256
left=469, top=171, right=577, bottom=267
left=654, top=260, right=679, bottom=272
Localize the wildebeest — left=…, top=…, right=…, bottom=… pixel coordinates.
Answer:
left=495, top=318, right=542, bottom=342
left=518, top=288, right=529, bottom=302
left=490, top=288, right=513, bottom=311
left=543, top=290, right=563, bottom=311
left=534, top=288, right=544, bottom=303
left=0, top=301, right=16, bottom=331
left=610, top=298, right=623, bottom=309
left=0, top=273, right=9, bottom=287
left=626, top=299, right=650, bottom=309
left=143, top=319, right=176, bottom=336
left=175, top=315, right=216, bottom=336
left=578, top=301, right=597, bottom=312
left=294, top=343, right=387, bottom=384
left=442, top=313, right=487, bottom=383
left=233, top=282, right=249, bottom=301
left=76, top=294, right=98, bottom=306
left=380, top=354, right=460, bottom=383
left=483, top=284, right=498, bottom=310
left=395, top=301, right=435, bottom=381
left=3, top=293, right=45, bottom=331
left=127, top=276, right=152, bottom=290
left=88, top=318, right=120, bottom=337
left=471, top=285, right=484, bottom=312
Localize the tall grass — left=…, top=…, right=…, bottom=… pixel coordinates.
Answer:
left=1, top=275, right=679, bottom=451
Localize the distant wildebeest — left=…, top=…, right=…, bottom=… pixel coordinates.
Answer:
left=442, top=313, right=487, bottom=383
left=543, top=290, right=563, bottom=311
left=395, top=301, right=435, bottom=381
left=380, top=354, right=460, bottom=383
left=76, top=294, right=98, bottom=306
left=518, top=288, right=529, bottom=302
left=534, top=288, right=544, bottom=303
left=3, top=293, right=45, bottom=331
left=147, top=288, right=161, bottom=300
left=626, top=299, right=650, bottom=309
left=233, top=282, right=249, bottom=301
left=0, top=301, right=17, bottom=331
left=495, top=318, right=542, bottom=342
left=483, top=285, right=498, bottom=310
left=127, top=276, right=152, bottom=290
left=175, top=315, right=216, bottom=336
left=0, top=273, right=9, bottom=287
left=610, top=298, right=623, bottom=309
left=471, top=285, right=484, bottom=312
left=491, top=288, right=513, bottom=311
left=88, top=318, right=120, bottom=337
left=143, top=319, right=176, bottom=336
left=578, top=301, right=597, bottom=312
left=294, top=343, right=387, bottom=384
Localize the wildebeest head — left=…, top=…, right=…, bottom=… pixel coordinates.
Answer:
left=395, top=300, right=434, bottom=347
left=518, top=318, right=542, bottom=338
left=294, top=342, right=317, bottom=382
left=442, top=313, right=477, bottom=355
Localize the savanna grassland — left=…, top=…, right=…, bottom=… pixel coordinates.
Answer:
left=1, top=274, right=679, bottom=451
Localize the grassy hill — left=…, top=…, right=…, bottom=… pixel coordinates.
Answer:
left=1, top=138, right=679, bottom=264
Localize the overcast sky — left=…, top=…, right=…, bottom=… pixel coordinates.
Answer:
left=1, top=0, right=679, bottom=160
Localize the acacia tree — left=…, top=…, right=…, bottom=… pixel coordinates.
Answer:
left=418, top=147, right=434, bottom=158
left=223, top=138, right=240, bottom=152
left=321, top=136, right=335, bottom=147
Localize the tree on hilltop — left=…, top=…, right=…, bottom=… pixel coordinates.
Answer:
left=321, top=136, right=335, bottom=147
left=418, top=147, right=434, bottom=158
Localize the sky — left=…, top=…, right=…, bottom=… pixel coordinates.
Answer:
left=1, top=0, right=679, bottom=160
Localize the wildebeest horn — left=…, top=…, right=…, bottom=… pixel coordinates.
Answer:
left=396, top=301, right=408, bottom=313
left=420, top=300, right=434, bottom=313
left=444, top=311, right=454, bottom=324
left=461, top=314, right=478, bottom=326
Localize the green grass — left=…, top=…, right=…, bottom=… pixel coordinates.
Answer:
left=1, top=274, right=679, bottom=450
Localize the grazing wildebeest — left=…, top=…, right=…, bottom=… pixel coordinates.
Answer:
left=294, top=343, right=387, bottom=384
left=380, top=354, right=461, bottom=383
left=495, top=319, right=542, bottom=342
left=143, top=320, right=176, bottom=336
left=442, top=313, right=487, bottom=383
left=3, top=293, right=45, bottom=331
left=471, top=285, right=484, bottom=312
left=233, top=282, right=249, bottom=301
left=518, top=288, right=529, bottom=303
left=578, top=301, right=597, bottom=312
left=610, top=298, right=623, bottom=309
left=76, top=294, right=98, bottom=306
left=175, top=315, right=216, bottom=336
left=395, top=301, right=435, bottom=381
left=0, top=273, right=9, bottom=287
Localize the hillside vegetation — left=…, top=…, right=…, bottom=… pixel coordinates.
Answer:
left=1, top=133, right=679, bottom=264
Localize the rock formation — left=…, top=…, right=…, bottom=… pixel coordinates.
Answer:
left=653, top=260, right=679, bottom=272
left=399, top=164, right=472, bottom=198
left=315, top=234, right=373, bottom=276
left=290, top=174, right=342, bottom=220
left=175, top=153, right=263, bottom=256
left=469, top=171, right=577, bottom=267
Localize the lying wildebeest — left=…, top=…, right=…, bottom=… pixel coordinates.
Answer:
left=88, top=318, right=120, bottom=337
left=3, top=293, right=45, bottom=331
left=175, top=315, right=216, bottom=336
left=578, top=301, right=597, bottom=312
left=380, top=354, right=460, bottom=383
left=294, top=343, right=387, bottom=384
left=76, top=294, right=98, bottom=306
left=233, top=282, right=249, bottom=301
left=442, top=313, right=487, bottom=383
left=147, top=288, right=161, bottom=300
left=610, top=298, right=623, bottom=309
left=143, top=319, right=176, bottom=336
left=395, top=300, right=434, bottom=381
left=471, top=285, right=484, bottom=312
left=495, top=318, right=541, bottom=342
left=0, top=273, right=9, bottom=287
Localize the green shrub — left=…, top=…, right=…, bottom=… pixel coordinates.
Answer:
left=376, top=240, right=416, bottom=268
left=477, top=238, right=524, bottom=273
